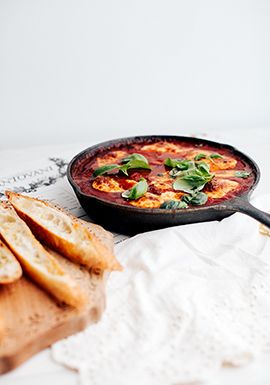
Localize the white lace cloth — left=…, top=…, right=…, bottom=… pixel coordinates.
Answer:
left=52, top=195, right=270, bottom=385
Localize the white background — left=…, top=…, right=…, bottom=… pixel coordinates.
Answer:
left=1, top=0, right=270, bottom=150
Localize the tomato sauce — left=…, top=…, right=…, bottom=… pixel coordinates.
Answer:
left=71, top=139, right=255, bottom=208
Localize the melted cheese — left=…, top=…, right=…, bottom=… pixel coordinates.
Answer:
left=214, top=170, right=239, bottom=178
left=92, top=176, right=124, bottom=193
left=129, top=193, right=161, bottom=208
left=185, top=149, right=237, bottom=171
left=96, top=151, right=127, bottom=167
left=149, top=173, right=173, bottom=193
left=185, top=149, right=212, bottom=159
left=129, top=191, right=184, bottom=208
left=206, top=157, right=237, bottom=171
left=141, top=142, right=183, bottom=154
left=205, top=178, right=239, bottom=199
left=159, top=191, right=184, bottom=202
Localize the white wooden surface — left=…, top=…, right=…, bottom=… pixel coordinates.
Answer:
left=0, top=127, right=270, bottom=385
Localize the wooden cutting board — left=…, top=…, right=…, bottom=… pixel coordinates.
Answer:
left=0, top=222, right=113, bottom=374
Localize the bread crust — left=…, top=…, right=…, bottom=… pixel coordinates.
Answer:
left=6, top=191, right=122, bottom=271
left=0, top=202, right=87, bottom=308
left=0, top=240, right=22, bottom=284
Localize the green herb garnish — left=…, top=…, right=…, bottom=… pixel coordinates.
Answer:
left=165, top=158, right=214, bottom=192
left=169, top=165, right=195, bottom=177
left=209, top=153, right=223, bottom=159
left=182, top=192, right=208, bottom=205
left=160, top=200, right=188, bottom=209
left=121, top=178, right=148, bottom=200
left=160, top=191, right=208, bottom=209
left=93, top=153, right=151, bottom=177
left=172, top=161, right=214, bottom=194
left=121, top=153, right=149, bottom=164
left=193, top=152, right=223, bottom=161
left=173, top=178, right=203, bottom=194
left=164, top=158, right=191, bottom=170
left=119, top=158, right=151, bottom=176
left=235, top=171, right=250, bottom=179
left=196, top=161, right=211, bottom=174
left=93, top=164, right=120, bottom=177
left=194, top=153, right=207, bottom=161
left=165, top=158, right=196, bottom=177
left=169, top=168, right=183, bottom=177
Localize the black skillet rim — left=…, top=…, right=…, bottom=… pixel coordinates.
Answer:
left=67, top=135, right=260, bottom=214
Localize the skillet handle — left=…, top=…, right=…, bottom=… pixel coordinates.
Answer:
left=225, top=196, right=270, bottom=229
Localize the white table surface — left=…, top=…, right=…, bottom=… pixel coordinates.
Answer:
left=0, top=127, right=270, bottom=385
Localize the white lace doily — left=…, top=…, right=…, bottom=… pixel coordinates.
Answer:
left=52, top=195, right=270, bottom=385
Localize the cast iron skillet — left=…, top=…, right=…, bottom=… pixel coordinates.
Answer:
left=67, top=135, right=270, bottom=235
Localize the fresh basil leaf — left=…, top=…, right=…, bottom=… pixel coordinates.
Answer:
left=120, top=158, right=151, bottom=173
left=210, top=153, right=223, bottom=159
left=93, top=164, right=119, bottom=177
left=118, top=164, right=130, bottom=176
left=121, top=153, right=149, bottom=164
left=196, top=161, right=210, bottom=174
left=173, top=161, right=214, bottom=193
left=189, top=192, right=208, bottom=205
left=182, top=192, right=208, bottom=206
left=160, top=200, right=188, bottom=209
left=93, top=155, right=151, bottom=177
left=181, top=194, right=193, bottom=204
left=177, top=160, right=195, bottom=170
left=126, top=159, right=151, bottom=169
left=169, top=160, right=197, bottom=177
left=121, top=178, right=148, bottom=200
left=235, top=171, right=250, bottom=179
left=118, top=154, right=151, bottom=175
left=173, top=177, right=203, bottom=193
left=181, top=173, right=208, bottom=184
left=164, top=158, right=184, bottom=168
left=194, top=153, right=207, bottom=161
left=169, top=168, right=183, bottom=177
left=165, top=158, right=195, bottom=171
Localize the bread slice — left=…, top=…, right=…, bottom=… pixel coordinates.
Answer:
left=0, top=240, right=22, bottom=284
left=6, top=191, right=122, bottom=271
left=0, top=202, right=87, bottom=308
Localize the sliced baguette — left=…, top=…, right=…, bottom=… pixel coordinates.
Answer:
left=0, top=202, right=87, bottom=308
left=0, top=240, right=22, bottom=284
left=6, top=191, right=122, bottom=271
